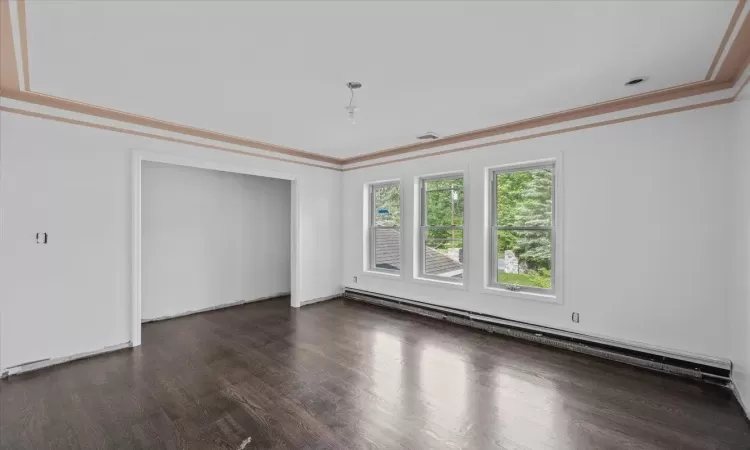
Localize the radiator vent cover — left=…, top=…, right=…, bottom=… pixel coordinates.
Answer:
left=344, top=289, right=730, bottom=383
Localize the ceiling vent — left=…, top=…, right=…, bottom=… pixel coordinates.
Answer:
left=625, top=77, right=647, bottom=86
left=417, top=132, right=440, bottom=140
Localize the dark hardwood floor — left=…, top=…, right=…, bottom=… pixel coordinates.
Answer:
left=1, top=297, right=749, bottom=449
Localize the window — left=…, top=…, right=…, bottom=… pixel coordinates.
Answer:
left=369, top=181, right=401, bottom=273
left=490, top=163, right=555, bottom=293
left=419, top=174, right=465, bottom=281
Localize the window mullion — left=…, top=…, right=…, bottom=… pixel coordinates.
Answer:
left=425, top=187, right=464, bottom=193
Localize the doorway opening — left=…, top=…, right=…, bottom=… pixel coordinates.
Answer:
left=131, top=151, right=299, bottom=346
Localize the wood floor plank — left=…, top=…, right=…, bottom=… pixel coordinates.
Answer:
left=1, top=297, right=748, bottom=449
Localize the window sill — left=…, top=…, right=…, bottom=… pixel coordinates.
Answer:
left=481, top=286, right=562, bottom=304
left=362, top=270, right=402, bottom=281
left=412, top=276, right=468, bottom=291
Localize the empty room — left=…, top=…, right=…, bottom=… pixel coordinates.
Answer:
left=1, top=1, right=749, bottom=449
left=140, top=161, right=292, bottom=325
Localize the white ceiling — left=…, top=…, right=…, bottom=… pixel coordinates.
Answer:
left=26, top=0, right=739, bottom=159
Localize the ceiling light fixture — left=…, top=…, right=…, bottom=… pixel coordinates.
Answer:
left=625, top=77, right=647, bottom=86
left=345, top=81, right=362, bottom=124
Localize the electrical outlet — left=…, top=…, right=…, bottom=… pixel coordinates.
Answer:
left=572, top=312, right=580, bottom=323
left=352, top=276, right=358, bottom=283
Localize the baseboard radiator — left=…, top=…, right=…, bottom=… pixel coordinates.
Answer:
left=343, top=288, right=731, bottom=383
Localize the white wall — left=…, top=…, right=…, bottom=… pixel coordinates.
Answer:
left=342, top=104, right=735, bottom=359
left=729, top=94, right=750, bottom=413
left=0, top=99, right=744, bottom=378
left=0, top=111, right=341, bottom=372
left=141, top=162, right=291, bottom=321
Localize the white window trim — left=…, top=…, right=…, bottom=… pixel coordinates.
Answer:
left=412, top=274, right=469, bottom=291
left=363, top=269, right=402, bottom=281
left=366, top=179, right=404, bottom=276
left=480, top=286, right=560, bottom=303
left=415, top=172, right=467, bottom=286
left=486, top=157, right=563, bottom=304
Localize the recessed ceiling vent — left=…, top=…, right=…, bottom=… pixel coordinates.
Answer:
left=417, top=132, right=440, bottom=140
left=625, top=77, right=647, bottom=86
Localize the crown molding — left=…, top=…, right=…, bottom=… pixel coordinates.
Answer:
left=342, top=97, right=737, bottom=172
left=340, top=80, right=734, bottom=165
left=0, top=89, right=343, bottom=165
left=0, top=0, right=19, bottom=91
left=1, top=0, right=749, bottom=170
left=706, top=0, right=747, bottom=80
left=0, top=103, right=343, bottom=172
left=15, top=0, right=29, bottom=90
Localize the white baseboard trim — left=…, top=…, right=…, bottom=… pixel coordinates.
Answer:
left=141, top=292, right=291, bottom=323
left=730, top=380, right=750, bottom=421
left=299, top=293, right=342, bottom=307
left=2, top=342, right=131, bottom=378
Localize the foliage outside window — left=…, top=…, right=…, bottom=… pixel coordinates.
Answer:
left=491, top=164, right=554, bottom=292
left=369, top=182, right=401, bottom=273
left=419, top=175, right=464, bottom=281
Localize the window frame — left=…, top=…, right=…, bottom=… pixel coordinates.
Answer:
left=489, top=161, right=556, bottom=295
left=368, top=180, right=402, bottom=275
left=418, top=172, right=466, bottom=284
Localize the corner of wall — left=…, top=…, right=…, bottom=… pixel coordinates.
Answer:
left=729, top=94, right=750, bottom=420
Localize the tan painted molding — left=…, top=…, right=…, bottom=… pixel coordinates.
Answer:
left=1, top=0, right=748, bottom=169
left=705, top=0, right=746, bottom=80
left=17, top=0, right=29, bottom=90
left=0, top=0, right=19, bottom=90
left=342, top=97, right=736, bottom=172
left=1, top=89, right=342, bottom=164
left=0, top=105, right=342, bottom=171
left=341, top=80, right=733, bottom=165
left=343, top=71, right=750, bottom=171
left=715, top=6, right=750, bottom=84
